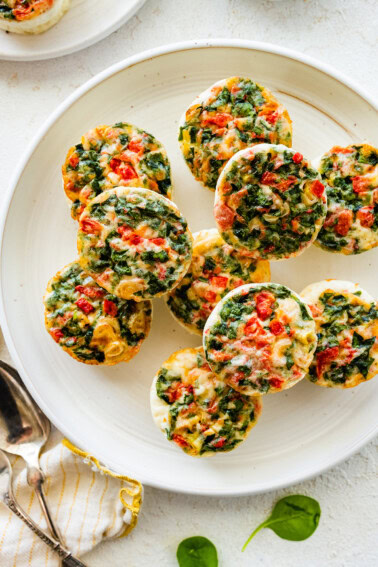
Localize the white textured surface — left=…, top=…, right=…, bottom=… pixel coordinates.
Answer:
left=0, top=1, right=377, bottom=566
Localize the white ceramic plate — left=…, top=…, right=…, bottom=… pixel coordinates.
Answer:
left=1, top=41, right=377, bottom=495
left=0, top=0, right=145, bottom=61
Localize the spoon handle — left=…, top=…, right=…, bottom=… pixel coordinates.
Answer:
left=28, top=465, right=63, bottom=543
left=3, top=493, right=88, bottom=566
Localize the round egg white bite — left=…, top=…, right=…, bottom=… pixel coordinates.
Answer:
left=63, top=122, right=172, bottom=220
left=44, top=261, right=152, bottom=365
left=301, top=280, right=378, bottom=388
left=313, top=144, right=378, bottom=255
left=150, top=346, right=262, bottom=457
left=203, top=282, right=317, bottom=395
left=179, top=76, right=292, bottom=190
left=77, top=186, right=193, bottom=302
left=214, top=144, right=328, bottom=260
left=0, top=0, right=70, bottom=34
left=166, top=228, right=270, bottom=335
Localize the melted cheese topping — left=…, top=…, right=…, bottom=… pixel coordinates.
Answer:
left=166, top=228, right=270, bottom=335
left=214, top=144, right=327, bottom=260
left=301, top=280, right=378, bottom=388
left=63, top=122, right=172, bottom=220
left=203, top=283, right=317, bottom=395
left=315, top=144, right=378, bottom=254
left=179, top=76, right=292, bottom=190
left=44, top=261, right=152, bottom=365
left=150, top=347, right=262, bottom=456
left=77, top=186, right=193, bottom=301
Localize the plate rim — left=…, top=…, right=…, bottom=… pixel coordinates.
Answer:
left=0, top=0, right=146, bottom=62
left=0, top=39, right=377, bottom=496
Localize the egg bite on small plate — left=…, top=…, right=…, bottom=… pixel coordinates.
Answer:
left=301, top=280, right=378, bottom=388
left=63, top=122, right=172, bottom=220
left=179, top=76, right=292, bottom=190
left=203, top=283, right=317, bottom=395
left=166, top=228, right=270, bottom=335
left=44, top=261, right=152, bottom=365
left=0, top=0, right=70, bottom=34
left=314, top=144, right=378, bottom=255
left=150, top=346, right=262, bottom=457
left=214, top=144, right=327, bottom=260
left=77, top=186, right=193, bottom=301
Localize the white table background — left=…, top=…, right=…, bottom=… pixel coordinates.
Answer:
left=0, top=1, right=377, bottom=565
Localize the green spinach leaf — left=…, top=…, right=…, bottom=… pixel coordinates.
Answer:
left=177, top=536, right=218, bottom=567
left=242, top=494, right=321, bottom=550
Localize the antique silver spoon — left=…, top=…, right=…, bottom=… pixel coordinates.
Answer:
left=0, top=448, right=86, bottom=566
left=0, top=359, right=62, bottom=543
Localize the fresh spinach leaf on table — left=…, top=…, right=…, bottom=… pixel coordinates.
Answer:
left=177, top=536, right=218, bottom=567
left=242, top=494, right=321, bottom=550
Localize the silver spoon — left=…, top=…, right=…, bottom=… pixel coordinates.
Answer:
left=0, top=359, right=62, bottom=543
left=0, top=448, right=87, bottom=567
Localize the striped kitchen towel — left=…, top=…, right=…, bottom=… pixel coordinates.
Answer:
left=0, top=428, right=142, bottom=566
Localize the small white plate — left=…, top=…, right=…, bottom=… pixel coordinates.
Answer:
left=1, top=40, right=377, bottom=495
left=0, top=0, right=145, bottom=61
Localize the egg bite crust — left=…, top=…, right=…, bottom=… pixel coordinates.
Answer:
left=63, top=122, right=172, bottom=220
left=0, top=0, right=70, bottom=34
left=44, top=261, right=152, bottom=365
left=203, top=283, right=317, bottom=395
left=150, top=346, right=262, bottom=457
left=214, top=144, right=327, bottom=260
left=77, top=186, right=193, bottom=302
left=179, top=76, right=292, bottom=190
left=314, top=144, right=378, bottom=255
left=166, top=228, right=270, bottom=335
left=301, top=280, right=378, bottom=388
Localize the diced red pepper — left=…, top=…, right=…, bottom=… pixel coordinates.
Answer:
left=261, top=171, right=277, bottom=185
left=357, top=206, right=375, bottom=228
left=292, top=152, right=303, bottom=164
left=69, top=154, right=79, bottom=168
left=80, top=218, right=102, bottom=234
left=316, top=346, right=339, bottom=376
left=75, top=285, right=104, bottom=299
left=352, top=176, right=369, bottom=193
left=50, top=328, right=64, bottom=343
left=128, top=139, right=144, bottom=154
left=269, top=320, right=284, bottom=335
left=204, top=290, right=217, bottom=303
left=265, top=112, right=279, bottom=125
left=202, top=112, right=233, bottom=128
left=255, top=291, right=275, bottom=320
left=150, top=237, right=165, bottom=246
left=109, top=158, right=137, bottom=181
left=75, top=298, right=95, bottom=314
left=166, top=383, right=193, bottom=403
left=269, top=377, right=283, bottom=389
left=103, top=299, right=118, bottom=317
left=214, top=202, right=235, bottom=231
left=334, top=209, right=353, bottom=236
left=172, top=434, right=189, bottom=448
left=212, top=437, right=227, bottom=448
left=311, top=180, right=325, bottom=198
left=331, top=146, right=354, bottom=154
left=210, top=275, right=228, bottom=289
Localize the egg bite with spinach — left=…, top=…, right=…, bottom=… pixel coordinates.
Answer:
left=63, top=122, right=172, bottom=220
left=179, top=76, right=292, bottom=190
left=150, top=347, right=262, bottom=456
left=77, top=186, right=193, bottom=301
left=314, top=144, right=378, bottom=254
left=44, top=261, right=152, bottom=365
left=203, top=283, right=317, bottom=395
left=166, top=228, right=270, bottom=335
left=0, top=0, right=70, bottom=34
left=214, top=144, right=327, bottom=260
left=301, top=280, right=378, bottom=388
